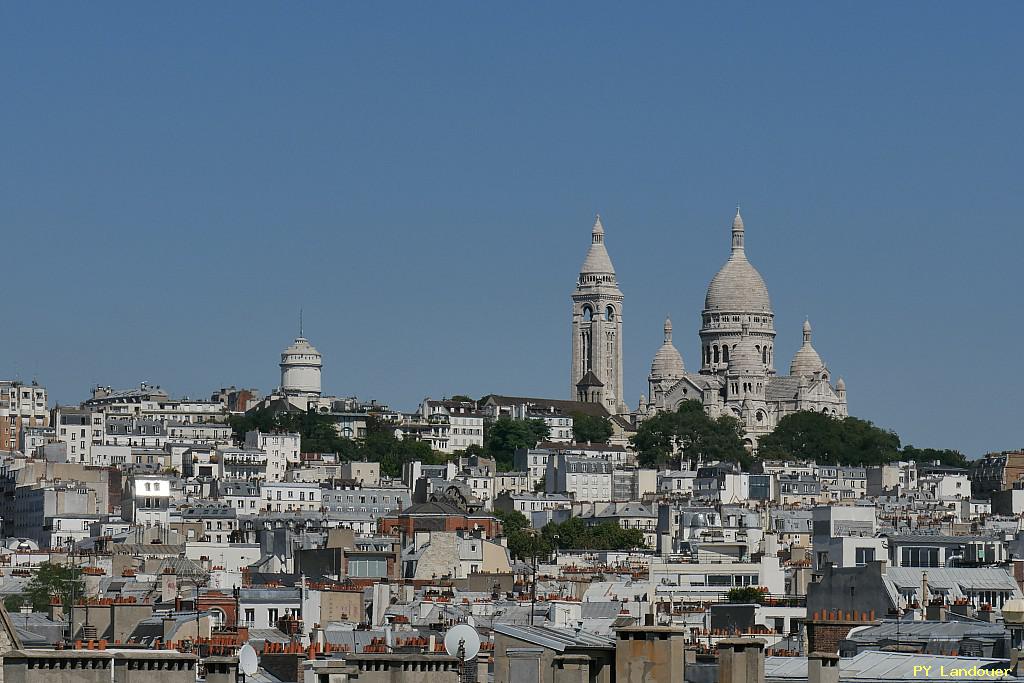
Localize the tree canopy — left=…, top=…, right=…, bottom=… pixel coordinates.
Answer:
left=756, top=411, right=968, bottom=468
left=901, top=445, right=969, bottom=469
left=3, top=562, right=83, bottom=613
left=757, top=412, right=901, bottom=466
left=484, top=417, right=550, bottom=471
left=493, top=509, right=647, bottom=561
left=226, top=409, right=449, bottom=477
left=571, top=412, right=614, bottom=444
left=631, top=400, right=749, bottom=468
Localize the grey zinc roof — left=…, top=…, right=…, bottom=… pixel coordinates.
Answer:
left=885, top=567, right=1020, bottom=592
left=493, top=623, right=614, bottom=651
left=765, top=651, right=1019, bottom=681
left=579, top=601, right=625, bottom=620
left=845, top=619, right=1004, bottom=642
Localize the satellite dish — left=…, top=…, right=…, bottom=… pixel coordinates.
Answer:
left=238, top=643, right=259, bottom=676
left=444, top=624, right=481, bottom=660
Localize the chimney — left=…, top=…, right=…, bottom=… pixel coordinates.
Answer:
left=48, top=596, right=64, bottom=623
left=718, top=638, right=765, bottom=683
left=926, top=601, right=947, bottom=622
left=808, top=652, right=840, bottom=683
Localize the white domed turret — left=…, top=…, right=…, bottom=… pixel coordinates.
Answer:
left=725, top=324, right=767, bottom=404
left=700, top=208, right=776, bottom=375
left=650, top=317, right=685, bottom=379
left=280, top=336, right=322, bottom=397
left=579, top=215, right=616, bottom=283
left=789, top=319, right=826, bottom=378
left=727, top=325, right=765, bottom=377
left=704, top=209, right=773, bottom=313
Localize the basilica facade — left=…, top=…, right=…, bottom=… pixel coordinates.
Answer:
left=570, top=209, right=847, bottom=449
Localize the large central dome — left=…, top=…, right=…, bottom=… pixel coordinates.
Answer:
left=704, top=209, right=772, bottom=313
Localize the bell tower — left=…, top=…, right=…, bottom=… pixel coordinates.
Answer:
left=571, top=215, right=625, bottom=414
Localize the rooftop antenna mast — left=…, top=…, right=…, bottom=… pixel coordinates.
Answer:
left=299, top=308, right=303, bottom=338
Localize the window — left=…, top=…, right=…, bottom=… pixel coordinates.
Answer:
left=855, top=547, right=875, bottom=567
left=901, top=546, right=939, bottom=567
left=349, top=558, right=387, bottom=578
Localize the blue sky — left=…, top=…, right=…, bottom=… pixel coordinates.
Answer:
left=2, top=3, right=1021, bottom=457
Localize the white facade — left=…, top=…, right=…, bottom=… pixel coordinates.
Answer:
left=53, top=408, right=102, bottom=464
left=546, top=453, right=612, bottom=502
left=122, top=474, right=172, bottom=527
left=263, top=482, right=322, bottom=512
left=217, top=446, right=276, bottom=481
left=246, top=430, right=301, bottom=468
left=220, top=480, right=262, bottom=515
left=419, top=400, right=485, bottom=453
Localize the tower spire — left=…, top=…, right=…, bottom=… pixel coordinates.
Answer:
left=731, top=206, right=745, bottom=253
left=299, top=308, right=304, bottom=338
left=663, top=316, right=673, bottom=343
left=592, top=213, right=604, bottom=244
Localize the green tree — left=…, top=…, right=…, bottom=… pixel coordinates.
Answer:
left=571, top=412, right=614, bottom=444
left=484, top=418, right=550, bottom=471
left=901, top=445, right=968, bottom=469
left=495, top=509, right=552, bottom=560
left=758, top=411, right=901, bottom=466
left=3, top=562, right=83, bottom=613
left=631, top=400, right=748, bottom=468
left=493, top=508, right=530, bottom=535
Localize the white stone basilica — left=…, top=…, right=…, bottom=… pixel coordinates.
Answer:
left=571, top=209, right=848, bottom=449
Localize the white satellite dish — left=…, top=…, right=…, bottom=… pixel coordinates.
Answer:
left=238, top=643, right=259, bottom=676
left=444, top=624, right=481, bottom=660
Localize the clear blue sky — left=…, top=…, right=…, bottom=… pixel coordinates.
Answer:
left=2, top=3, right=1021, bottom=457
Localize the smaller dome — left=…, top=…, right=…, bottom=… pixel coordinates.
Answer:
left=651, top=317, right=685, bottom=379
left=580, top=215, right=616, bottom=276
left=836, top=377, right=846, bottom=391
left=789, top=319, right=824, bottom=378
left=282, top=336, right=322, bottom=362
left=727, top=325, right=764, bottom=376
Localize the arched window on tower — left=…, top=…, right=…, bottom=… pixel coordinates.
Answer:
left=762, top=346, right=768, bottom=364
left=605, top=305, right=615, bottom=321
left=713, top=346, right=720, bottom=364
left=722, top=346, right=730, bottom=363
left=582, top=306, right=593, bottom=321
